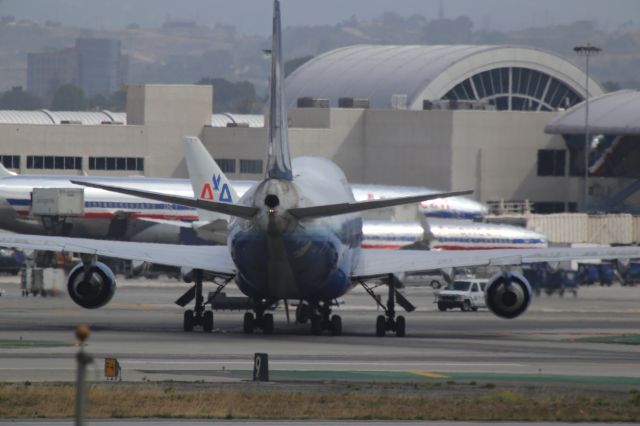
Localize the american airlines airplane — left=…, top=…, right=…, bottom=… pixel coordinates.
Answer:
left=362, top=220, right=547, bottom=250
left=0, top=167, right=485, bottom=243
left=0, top=0, right=637, bottom=337
left=0, top=156, right=545, bottom=250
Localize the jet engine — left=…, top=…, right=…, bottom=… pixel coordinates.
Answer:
left=67, top=261, right=116, bottom=309
left=485, top=272, right=532, bottom=319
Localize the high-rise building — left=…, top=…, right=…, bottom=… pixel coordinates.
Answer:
left=76, top=38, right=124, bottom=97
left=26, top=38, right=125, bottom=102
left=27, top=48, right=78, bottom=102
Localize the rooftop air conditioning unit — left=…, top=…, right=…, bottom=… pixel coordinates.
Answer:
left=297, top=97, right=329, bottom=108
left=391, top=94, right=407, bottom=110
left=338, top=97, right=370, bottom=109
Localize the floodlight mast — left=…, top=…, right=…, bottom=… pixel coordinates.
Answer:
left=573, top=43, right=601, bottom=212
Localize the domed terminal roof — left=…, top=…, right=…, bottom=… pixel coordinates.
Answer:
left=545, top=90, right=640, bottom=135
left=285, top=45, right=603, bottom=111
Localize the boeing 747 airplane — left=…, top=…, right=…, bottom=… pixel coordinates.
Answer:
left=0, top=1, right=637, bottom=337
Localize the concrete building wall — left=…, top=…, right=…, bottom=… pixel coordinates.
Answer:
left=363, top=109, right=453, bottom=189
left=450, top=110, right=578, bottom=205
left=0, top=123, right=146, bottom=176
left=126, top=84, right=212, bottom=177
left=0, top=84, right=629, bottom=212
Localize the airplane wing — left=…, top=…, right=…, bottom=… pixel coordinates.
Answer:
left=0, top=234, right=235, bottom=274
left=353, top=246, right=640, bottom=278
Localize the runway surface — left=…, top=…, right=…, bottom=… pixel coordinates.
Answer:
left=2, top=422, right=638, bottom=426
left=0, top=275, right=639, bottom=384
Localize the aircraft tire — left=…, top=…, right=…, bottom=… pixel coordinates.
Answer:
left=395, top=315, right=406, bottom=337
left=243, top=312, right=255, bottom=334
left=203, top=311, right=214, bottom=332
left=310, top=315, right=323, bottom=335
left=375, top=315, right=386, bottom=337
left=183, top=310, right=194, bottom=332
left=295, top=304, right=309, bottom=324
left=330, top=315, right=342, bottom=336
left=263, top=313, right=274, bottom=334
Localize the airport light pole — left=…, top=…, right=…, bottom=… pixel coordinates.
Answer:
left=574, top=43, right=601, bottom=212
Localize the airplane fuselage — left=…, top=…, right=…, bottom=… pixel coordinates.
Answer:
left=229, top=157, right=362, bottom=301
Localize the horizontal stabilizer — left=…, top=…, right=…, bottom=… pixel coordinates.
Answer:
left=288, top=190, right=474, bottom=219
left=71, top=180, right=259, bottom=220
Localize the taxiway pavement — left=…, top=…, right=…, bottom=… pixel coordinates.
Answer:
left=0, top=276, right=639, bottom=384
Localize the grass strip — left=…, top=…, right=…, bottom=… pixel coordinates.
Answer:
left=231, top=369, right=640, bottom=386
left=576, top=334, right=640, bottom=345
left=0, top=382, right=639, bottom=421
left=0, top=339, right=70, bottom=348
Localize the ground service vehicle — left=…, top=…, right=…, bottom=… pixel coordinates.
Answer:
left=436, top=279, right=487, bottom=311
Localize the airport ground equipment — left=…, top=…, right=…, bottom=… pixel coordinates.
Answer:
left=253, top=353, right=269, bottom=381
left=30, top=187, right=84, bottom=234
left=104, top=357, right=121, bottom=381
left=0, top=249, right=23, bottom=275
left=620, top=262, right=640, bottom=286
left=21, top=266, right=65, bottom=297
left=435, top=278, right=488, bottom=311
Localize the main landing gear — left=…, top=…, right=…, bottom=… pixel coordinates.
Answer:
left=175, top=269, right=233, bottom=333
left=295, top=301, right=342, bottom=336
left=359, top=274, right=415, bottom=337
left=242, top=301, right=277, bottom=335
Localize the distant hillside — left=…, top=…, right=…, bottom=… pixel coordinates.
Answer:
left=0, top=13, right=638, bottom=95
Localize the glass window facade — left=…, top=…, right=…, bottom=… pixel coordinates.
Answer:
left=89, top=157, right=144, bottom=171
left=239, top=159, right=263, bottom=174
left=26, top=156, right=82, bottom=170
left=216, top=159, right=236, bottom=174
left=537, top=149, right=566, bottom=176
left=443, top=67, right=583, bottom=111
left=0, top=155, right=20, bottom=169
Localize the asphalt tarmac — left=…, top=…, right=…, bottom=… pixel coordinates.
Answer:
left=0, top=275, right=639, bottom=384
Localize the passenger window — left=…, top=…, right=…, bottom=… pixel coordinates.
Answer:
left=471, top=283, right=478, bottom=292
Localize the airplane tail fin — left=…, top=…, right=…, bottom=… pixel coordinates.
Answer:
left=183, top=136, right=238, bottom=222
left=265, top=0, right=293, bottom=181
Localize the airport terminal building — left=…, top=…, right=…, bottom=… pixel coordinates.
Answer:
left=1, top=44, right=636, bottom=217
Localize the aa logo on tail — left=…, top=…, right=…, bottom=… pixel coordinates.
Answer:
left=199, top=174, right=233, bottom=203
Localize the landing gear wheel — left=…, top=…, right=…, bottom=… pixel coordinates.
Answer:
left=183, top=310, right=194, bottom=332
left=375, top=315, right=386, bottom=337
left=263, top=313, right=274, bottom=335
left=461, top=300, right=471, bottom=312
left=330, top=315, right=342, bottom=336
left=203, top=311, right=214, bottom=332
left=437, top=303, right=447, bottom=312
left=395, top=315, right=406, bottom=337
left=310, top=315, right=323, bottom=335
left=243, top=312, right=255, bottom=334
left=295, top=304, right=309, bottom=324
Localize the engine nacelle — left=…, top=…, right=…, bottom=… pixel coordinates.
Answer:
left=67, top=261, right=116, bottom=309
left=485, top=272, right=532, bottom=319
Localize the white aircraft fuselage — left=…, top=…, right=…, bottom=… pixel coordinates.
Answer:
left=230, top=157, right=362, bottom=301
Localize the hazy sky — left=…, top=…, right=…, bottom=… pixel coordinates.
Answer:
left=1, top=0, right=638, bottom=33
